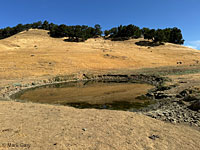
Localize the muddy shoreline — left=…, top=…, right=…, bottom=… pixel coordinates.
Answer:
left=2, top=73, right=165, bottom=99
left=1, top=73, right=200, bottom=129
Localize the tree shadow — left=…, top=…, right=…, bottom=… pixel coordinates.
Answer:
left=135, top=41, right=164, bottom=47
left=64, top=38, right=85, bottom=42
left=111, top=37, right=130, bottom=41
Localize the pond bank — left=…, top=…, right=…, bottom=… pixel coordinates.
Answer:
left=1, top=72, right=200, bottom=129
left=2, top=73, right=165, bottom=100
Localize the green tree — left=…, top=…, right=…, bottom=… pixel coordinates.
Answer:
left=109, top=27, right=118, bottom=37
left=133, top=26, right=141, bottom=38
left=142, top=27, right=150, bottom=39
left=169, top=27, right=184, bottom=44
left=24, top=24, right=32, bottom=30
left=94, top=24, right=102, bottom=37
left=14, top=24, right=24, bottom=33
left=32, top=21, right=42, bottom=29
left=143, top=28, right=155, bottom=40
left=42, top=20, right=49, bottom=30
left=163, top=28, right=171, bottom=42
left=0, top=29, right=3, bottom=39
left=104, top=30, right=110, bottom=36
left=154, top=29, right=165, bottom=43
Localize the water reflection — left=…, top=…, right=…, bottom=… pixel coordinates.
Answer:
left=12, top=81, right=154, bottom=110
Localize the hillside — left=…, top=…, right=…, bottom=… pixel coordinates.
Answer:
left=0, top=29, right=200, bottom=149
left=0, top=29, right=200, bottom=79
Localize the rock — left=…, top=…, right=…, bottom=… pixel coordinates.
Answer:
left=157, top=113, right=164, bottom=117
left=149, top=135, right=159, bottom=140
left=184, top=95, right=198, bottom=102
left=183, top=113, right=187, bottom=118
left=172, top=119, right=177, bottom=124
left=146, top=92, right=154, bottom=97
left=82, top=128, right=87, bottom=131
left=154, top=92, right=171, bottom=99
left=176, top=94, right=182, bottom=98
left=24, top=84, right=28, bottom=87
left=157, top=86, right=171, bottom=91
left=180, top=89, right=192, bottom=97
left=189, top=100, right=200, bottom=111
left=177, top=115, right=181, bottom=119
left=13, top=83, right=22, bottom=87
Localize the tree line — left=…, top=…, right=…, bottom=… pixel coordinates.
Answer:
left=49, top=24, right=102, bottom=42
left=104, top=25, right=184, bottom=44
left=0, top=21, right=49, bottom=39
left=0, top=21, right=102, bottom=42
left=0, top=21, right=184, bottom=44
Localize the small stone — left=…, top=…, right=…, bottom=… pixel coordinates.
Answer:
left=149, top=135, right=159, bottom=140
left=82, top=128, right=87, bottom=131
left=183, top=113, right=187, bottom=117
left=189, top=100, right=200, bottom=111
left=172, top=119, right=177, bottom=124
left=157, top=112, right=164, bottom=117
left=13, top=83, right=22, bottom=87
left=2, top=128, right=13, bottom=132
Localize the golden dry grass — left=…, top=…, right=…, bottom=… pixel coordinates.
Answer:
left=0, top=29, right=200, bottom=79
left=0, top=101, right=200, bottom=150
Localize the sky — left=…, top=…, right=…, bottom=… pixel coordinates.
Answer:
left=0, top=0, right=199, bottom=49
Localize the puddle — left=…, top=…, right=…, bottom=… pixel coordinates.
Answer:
left=11, top=81, right=154, bottom=111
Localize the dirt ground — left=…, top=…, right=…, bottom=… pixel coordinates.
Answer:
left=0, top=101, right=200, bottom=150
left=0, top=29, right=200, bottom=149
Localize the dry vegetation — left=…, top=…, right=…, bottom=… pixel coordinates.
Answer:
left=0, top=29, right=200, bottom=79
left=0, top=29, right=200, bottom=149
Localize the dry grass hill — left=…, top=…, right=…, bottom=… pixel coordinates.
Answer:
left=0, top=29, right=200, bottom=79
left=0, top=29, right=200, bottom=150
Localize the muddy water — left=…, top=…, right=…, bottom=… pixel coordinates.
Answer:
left=12, top=81, right=154, bottom=111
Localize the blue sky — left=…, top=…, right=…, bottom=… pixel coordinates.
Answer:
left=0, top=0, right=199, bottom=49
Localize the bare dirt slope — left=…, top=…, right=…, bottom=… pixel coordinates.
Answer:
left=0, top=29, right=200, bottom=150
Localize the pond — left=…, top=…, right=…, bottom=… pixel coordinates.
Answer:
left=11, top=81, right=154, bottom=111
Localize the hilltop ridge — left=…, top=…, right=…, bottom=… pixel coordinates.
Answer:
left=0, top=21, right=184, bottom=44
